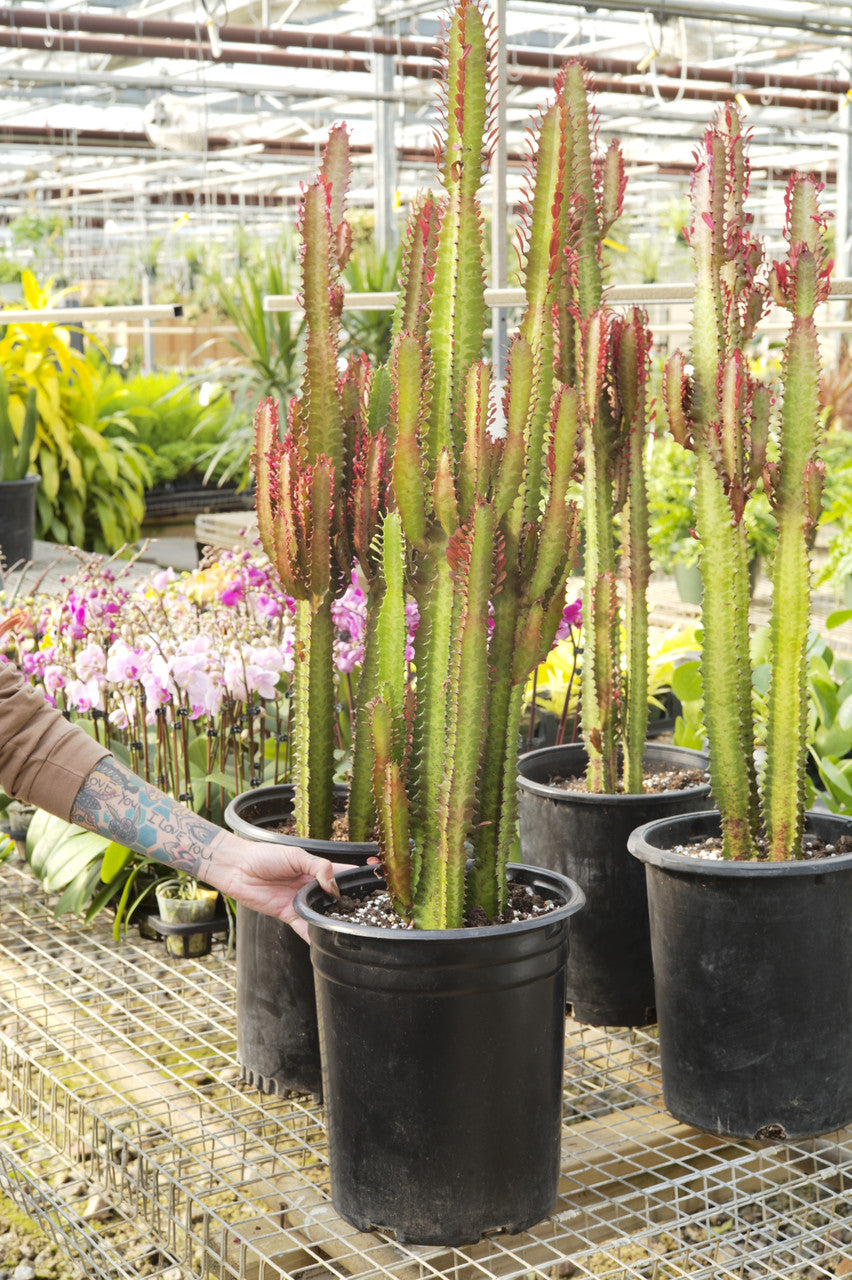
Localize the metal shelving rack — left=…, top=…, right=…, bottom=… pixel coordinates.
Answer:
left=0, top=860, right=848, bottom=1280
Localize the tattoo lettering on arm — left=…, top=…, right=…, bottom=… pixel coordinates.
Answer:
left=71, top=756, right=223, bottom=882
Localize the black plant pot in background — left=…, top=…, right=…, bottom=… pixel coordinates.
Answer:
left=225, top=784, right=377, bottom=1097
left=517, top=742, right=711, bottom=1027
left=295, top=863, right=585, bottom=1246
left=0, top=475, right=39, bottom=569
left=629, top=809, right=852, bottom=1142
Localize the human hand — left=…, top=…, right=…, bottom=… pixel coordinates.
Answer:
left=208, top=832, right=345, bottom=942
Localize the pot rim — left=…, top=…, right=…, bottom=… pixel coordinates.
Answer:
left=295, top=862, right=585, bottom=942
left=628, top=808, right=852, bottom=877
left=225, top=783, right=379, bottom=857
left=517, top=741, right=711, bottom=805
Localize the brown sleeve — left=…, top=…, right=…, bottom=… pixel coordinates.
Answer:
left=0, top=660, right=110, bottom=822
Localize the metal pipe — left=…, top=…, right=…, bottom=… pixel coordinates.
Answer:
left=0, top=4, right=442, bottom=61
left=543, top=0, right=852, bottom=38
left=0, top=304, right=184, bottom=323
left=264, top=279, right=852, bottom=311
left=0, top=27, right=840, bottom=112
left=4, top=4, right=851, bottom=97
left=0, top=28, right=379, bottom=77
left=1, top=5, right=849, bottom=106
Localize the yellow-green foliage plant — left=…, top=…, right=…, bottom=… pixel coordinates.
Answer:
left=664, top=105, right=831, bottom=860
left=0, top=272, right=150, bottom=550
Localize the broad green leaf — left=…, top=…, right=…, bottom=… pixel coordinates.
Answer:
left=673, top=717, right=704, bottom=752
left=25, top=808, right=53, bottom=857
left=827, top=608, right=852, bottom=631
left=671, top=660, right=702, bottom=704
left=818, top=757, right=852, bottom=804
left=28, top=813, right=74, bottom=876
left=84, top=877, right=124, bottom=924
left=101, top=841, right=133, bottom=883
left=54, top=861, right=104, bottom=918
left=42, top=829, right=108, bottom=891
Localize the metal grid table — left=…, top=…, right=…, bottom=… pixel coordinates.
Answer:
left=0, top=861, right=848, bottom=1280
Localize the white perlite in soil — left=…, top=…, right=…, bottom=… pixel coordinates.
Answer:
left=671, top=834, right=843, bottom=862
left=324, top=885, right=558, bottom=929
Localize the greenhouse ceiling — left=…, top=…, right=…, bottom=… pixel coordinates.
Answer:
left=1, top=0, right=852, bottom=288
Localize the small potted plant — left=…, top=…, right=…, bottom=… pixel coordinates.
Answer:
left=294, top=0, right=587, bottom=1245
left=0, top=371, right=39, bottom=568
left=153, top=875, right=222, bottom=959
left=515, top=69, right=711, bottom=1029
left=629, top=104, right=852, bottom=1142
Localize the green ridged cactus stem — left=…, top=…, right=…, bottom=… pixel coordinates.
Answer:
left=664, top=104, right=830, bottom=861
left=763, top=175, right=831, bottom=860
left=369, top=0, right=583, bottom=928
left=542, top=65, right=657, bottom=798
left=254, top=125, right=388, bottom=843
left=663, top=104, right=768, bottom=860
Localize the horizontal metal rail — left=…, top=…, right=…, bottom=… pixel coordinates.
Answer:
left=264, top=279, right=852, bottom=312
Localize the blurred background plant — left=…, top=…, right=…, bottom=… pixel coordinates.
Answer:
left=340, top=232, right=402, bottom=366
left=647, top=408, right=777, bottom=588
left=100, top=363, right=235, bottom=488
left=0, top=272, right=152, bottom=551
left=196, top=240, right=304, bottom=488
left=1, top=540, right=422, bottom=926
left=817, top=440, right=852, bottom=604
left=521, top=609, right=702, bottom=752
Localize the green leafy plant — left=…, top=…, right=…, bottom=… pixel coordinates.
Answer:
left=664, top=104, right=830, bottom=860
left=23, top=806, right=156, bottom=932
left=365, top=1, right=594, bottom=928
left=201, top=247, right=304, bottom=487
left=817, top=447, right=852, bottom=599
left=647, top=427, right=776, bottom=578
left=107, top=365, right=233, bottom=487
left=0, top=272, right=151, bottom=551
left=799, top=615, right=852, bottom=812
left=646, top=433, right=699, bottom=573
left=0, top=370, right=37, bottom=482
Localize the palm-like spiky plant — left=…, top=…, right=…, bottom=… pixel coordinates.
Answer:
left=664, top=104, right=831, bottom=860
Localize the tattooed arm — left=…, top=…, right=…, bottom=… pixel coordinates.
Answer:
left=70, top=756, right=339, bottom=941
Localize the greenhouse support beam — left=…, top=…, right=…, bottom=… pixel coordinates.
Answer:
left=0, top=7, right=849, bottom=109
left=264, top=280, right=852, bottom=312
left=547, top=0, right=852, bottom=38
left=0, top=305, right=184, bottom=323
left=0, top=27, right=838, bottom=111
left=4, top=5, right=851, bottom=95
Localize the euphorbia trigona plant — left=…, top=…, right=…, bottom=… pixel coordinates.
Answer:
left=253, top=125, right=389, bottom=843
left=664, top=103, right=830, bottom=860
left=548, top=65, right=656, bottom=798
left=368, top=0, right=600, bottom=929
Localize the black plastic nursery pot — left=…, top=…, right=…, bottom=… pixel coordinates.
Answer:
left=517, top=742, right=711, bottom=1027
left=0, top=475, right=39, bottom=568
left=295, top=863, right=585, bottom=1247
left=225, top=784, right=377, bottom=1097
left=628, top=809, right=852, bottom=1141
